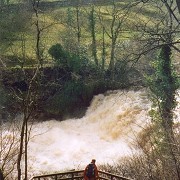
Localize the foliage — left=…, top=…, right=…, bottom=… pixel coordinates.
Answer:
left=146, top=45, right=179, bottom=115
left=44, top=80, right=93, bottom=117
left=1, top=1, right=179, bottom=179
left=100, top=143, right=180, bottom=180
left=155, top=47, right=178, bottom=98
left=0, top=6, right=31, bottom=52
left=48, top=43, right=69, bottom=65
left=0, top=86, right=8, bottom=106
left=0, top=83, right=21, bottom=119
left=48, top=43, right=90, bottom=73
left=114, top=59, right=130, bottom=84
left=144, top=45, right=180, bottom=179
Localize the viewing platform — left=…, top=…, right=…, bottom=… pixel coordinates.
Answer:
left=30, top=169, right=132, bottom=180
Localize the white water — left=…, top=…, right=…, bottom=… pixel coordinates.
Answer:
left=27, top=89, right=152, bottom=176
left=1, top=89, right=179, bottom=178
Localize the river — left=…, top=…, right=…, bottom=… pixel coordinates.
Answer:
left=28, top=88, right=152, bottom=176
left=1, top=88, right=179, bottom=179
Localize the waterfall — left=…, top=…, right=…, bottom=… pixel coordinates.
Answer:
left=28, top=89, right=152, bottom=175
left=1, top=88, right=179, bottom=178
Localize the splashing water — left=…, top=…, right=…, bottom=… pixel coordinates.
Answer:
left=27, top=89, right=152, bottom=176
left=1, top=89, right=179, bottom=178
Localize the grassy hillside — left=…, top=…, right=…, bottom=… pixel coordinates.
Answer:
left=0, top=0, right=164, bottom=68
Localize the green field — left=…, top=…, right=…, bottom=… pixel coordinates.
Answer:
left=0, top=0, right=165, bottom=66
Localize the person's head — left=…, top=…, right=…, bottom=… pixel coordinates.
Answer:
left=91, top=159, right=96, bottom=164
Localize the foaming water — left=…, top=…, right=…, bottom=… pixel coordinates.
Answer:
left=28, top=89, right=152, bottom=175
left=1, top=89, right=179, bottom=178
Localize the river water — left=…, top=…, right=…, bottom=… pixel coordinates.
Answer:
left=28, top=89, right=152, bottom=176
left=1, top=88, right=179, bottom=178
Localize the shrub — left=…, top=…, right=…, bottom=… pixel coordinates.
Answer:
left=44, top=80, right=94, bottom=118
left=48, top=43, right=69, bottom=65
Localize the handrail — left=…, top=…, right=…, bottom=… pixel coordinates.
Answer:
left=98, top=170, right=132, bottom=180
left=30, top=170, right=83, bottom=180
left=30, top=169, right=132, bottom=180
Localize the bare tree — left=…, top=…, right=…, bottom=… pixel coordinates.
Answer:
left=98, top=0, right=130, bottom=79
left=16, top=0, right=43, bottom=179
left=75, top=1, right=82, bottom=47
left=0, top=121, right=19, bottom=180
left=101, top=26, right=106, bottom=71
left=89, top=5, right=98, bottom=66
left=130, top=0, right=180, bottom=178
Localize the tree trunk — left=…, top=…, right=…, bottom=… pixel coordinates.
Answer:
left=159, top=45, right=180, bottom=179
left=108, top=38, right=116, bottom=80
left=76, top=6, right=81, bottom=46
left=24, top=117, right=28, bottom=180
left=89, top=6, right=98, bottom=66
left=176, top=0, right=180, bottom=13
left=101, top=27, right=105, bottom=71
left=17, top=116, right=26, bottom=180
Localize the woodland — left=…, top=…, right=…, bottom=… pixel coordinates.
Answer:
left=0, top=0, right=180, bottom=179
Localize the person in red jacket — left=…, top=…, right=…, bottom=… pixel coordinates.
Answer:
left=84, top=159, right=99, bottom=180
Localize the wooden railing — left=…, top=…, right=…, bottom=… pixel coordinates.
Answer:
left=30, top=170, right=132, bottom=180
